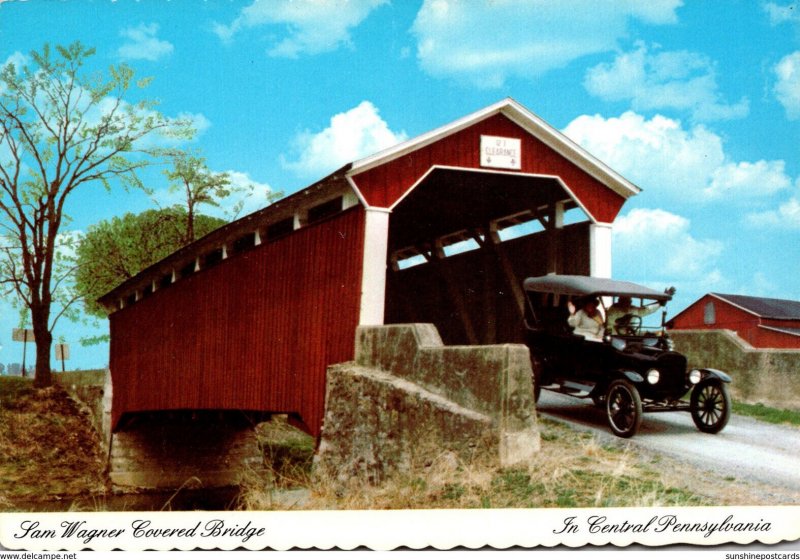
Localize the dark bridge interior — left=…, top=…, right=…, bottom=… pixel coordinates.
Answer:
left=385, top=168, right=591, bottom=346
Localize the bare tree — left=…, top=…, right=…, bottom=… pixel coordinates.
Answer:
left=0, top=42, right=192, bottom=387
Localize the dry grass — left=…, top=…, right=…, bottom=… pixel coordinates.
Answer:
left=234, top=416, right=317, bottom=510
left=237, top=417, right=708, bottom=510
left=0, top=377, right=107, bottom=510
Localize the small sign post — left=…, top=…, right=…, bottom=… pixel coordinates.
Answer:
left=12, top=328, right=35, bottom=378
left=55, top=343, right=70, bottom=373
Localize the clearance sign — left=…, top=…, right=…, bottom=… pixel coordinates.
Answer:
left=480, top=135, right=521, bottom=170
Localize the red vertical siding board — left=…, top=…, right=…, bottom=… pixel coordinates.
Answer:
left=109, top=207, right=366, bottom=436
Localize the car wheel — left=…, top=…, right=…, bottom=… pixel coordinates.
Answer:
left=605, top=379, right=643, bottom=438
left=690, top=378, right=731, bottom=434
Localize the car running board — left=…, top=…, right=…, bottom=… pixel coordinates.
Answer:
left=557, top=380, right=595, bottom=398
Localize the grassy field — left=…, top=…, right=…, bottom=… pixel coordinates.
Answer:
left=732, top=401, right=800, bottom=426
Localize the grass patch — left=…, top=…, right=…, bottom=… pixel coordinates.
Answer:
left=254, top=416, right=316, bottom=488
left=732, top=401, right=800, bottom=427
left=0, top=377, right=107, bottom=510
left=0, top=376, right=38, bottom=403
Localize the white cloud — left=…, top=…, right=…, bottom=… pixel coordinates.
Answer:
left=132, top=111, right=211, bottom=150
left=177, top=112, right=211, bottom=138
left=214, top=0, right=387, bottom=57
left=117, top=23, right=174, bottom=61
left=706, top=160, right=791, bottom=198
left=751, top=271, right=779, bottom=296
left=745, top=195, right=800, bottom=229
left=613, top=208, right=724, bottom=289
left=281, top=101, right=407, bottom=177
left=562, top=111, right=791, bottom=201
left=410, top=0, right=682, bottom=88
left=774, top=51, right=800, bottom=119
left=584, top=43, right=748, bottom=121
left=2, top=51, right=29, bottom=71
left=0, top=52, right=30, bottom=95
left=223, top=170, right=276, bottom=217
left=764, top=2, right=800, bottom=25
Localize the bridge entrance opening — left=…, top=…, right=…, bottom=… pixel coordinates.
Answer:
left=384, top=168, right=591, bottom=345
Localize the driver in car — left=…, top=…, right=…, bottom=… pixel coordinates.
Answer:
left=607, top=296, right=662, bottom=335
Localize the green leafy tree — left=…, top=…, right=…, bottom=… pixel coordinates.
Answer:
left=164, top=152, right=236, bottom=243
left=74, top=208, right=225, bottom=318
left=160, top=151, right=284, bottom=243
left=0, top=42, right=193, bottom=387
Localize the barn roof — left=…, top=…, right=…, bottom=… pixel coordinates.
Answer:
left=711, top=293, right=800, bottom=320
left=759, top=325, right=800, bottom=337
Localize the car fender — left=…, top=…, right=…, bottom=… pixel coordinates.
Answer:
left=696, top=368, right=732, bottom=384
left=617, top=370, right=644, bottom=384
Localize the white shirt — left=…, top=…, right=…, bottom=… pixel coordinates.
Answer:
left=568, top=309, right=604, bottom=341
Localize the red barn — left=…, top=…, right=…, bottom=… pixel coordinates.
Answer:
left=99, top=98, right=640, bottom=436
left=669, top=293, right=800, bottom=349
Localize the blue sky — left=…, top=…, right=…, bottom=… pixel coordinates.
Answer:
left=1, top=0, right=799, bottom=369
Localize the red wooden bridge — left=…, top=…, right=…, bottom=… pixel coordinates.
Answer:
left=100, top=98, right=639, bottom=438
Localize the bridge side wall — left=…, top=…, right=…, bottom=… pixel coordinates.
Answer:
left=108, top=206, right=366, bottom=436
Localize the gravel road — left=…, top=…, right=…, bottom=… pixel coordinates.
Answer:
left=536, top=391, right=800, bottom=502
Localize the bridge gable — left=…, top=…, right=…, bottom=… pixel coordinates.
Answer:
left=349, top=102, right=636, bottom=224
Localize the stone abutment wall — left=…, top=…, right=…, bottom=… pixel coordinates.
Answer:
left=315, top=324, right=540, bottom=485
left=55, top=369, right=110, bottom=455
left=670, top=329, right=800, bottom=410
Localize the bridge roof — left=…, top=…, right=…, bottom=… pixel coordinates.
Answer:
left=98, top=166, right=354, bottom=308
left=99, top=98, right=639, bottom=310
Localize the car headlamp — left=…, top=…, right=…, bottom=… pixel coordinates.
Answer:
left=646, top=368, right=660, bottom=384
left=689, top=369, right=702, bottom=384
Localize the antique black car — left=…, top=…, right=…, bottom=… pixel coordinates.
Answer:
left=523, top=275, right=731, bottom=438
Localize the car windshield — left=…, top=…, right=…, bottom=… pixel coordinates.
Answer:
left=602, top=295, right=666, bottom=336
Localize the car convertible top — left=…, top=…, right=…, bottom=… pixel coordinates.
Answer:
left=523, top=275, right=673, bottom=303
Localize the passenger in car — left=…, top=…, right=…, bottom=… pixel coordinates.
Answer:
left=567, top=297, right=604, bottom=341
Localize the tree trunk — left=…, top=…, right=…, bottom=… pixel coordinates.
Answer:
left=31, top=306, right=53, bottom=388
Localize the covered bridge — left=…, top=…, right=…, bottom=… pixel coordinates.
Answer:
left=100, top=98, right=639, bottom=436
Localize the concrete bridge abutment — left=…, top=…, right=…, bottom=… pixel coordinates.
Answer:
left=107, top=410, right=266, bottom=490
left=315, top=324, right=541, bottom=486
